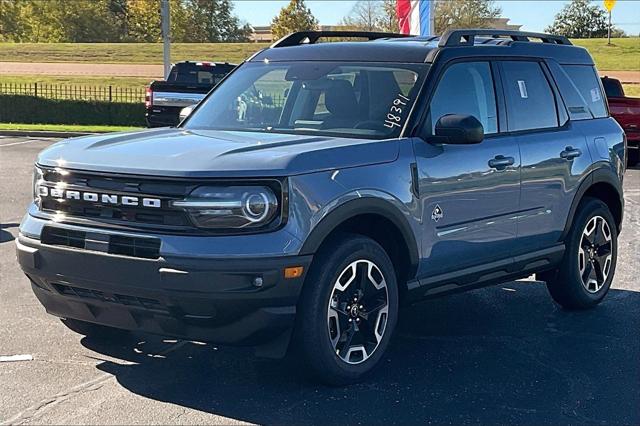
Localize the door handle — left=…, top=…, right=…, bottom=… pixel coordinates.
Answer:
left=560, top=146, right=582, bottom=160
left=488, top=155, right=515, bottom=170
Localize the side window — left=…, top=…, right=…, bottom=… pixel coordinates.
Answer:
left=563, top=65, right=608, bottom=118
left=501, top=61, right=558, bottom=132
left=428, top=62, right=498, bottom=134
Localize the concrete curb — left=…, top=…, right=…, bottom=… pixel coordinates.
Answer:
left=0, top=130, right=103, bottom=138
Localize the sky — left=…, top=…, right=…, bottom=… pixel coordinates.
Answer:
left=232, top=0, right=640, bottom=35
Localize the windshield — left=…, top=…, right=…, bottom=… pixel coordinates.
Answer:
left=184, top=61, right=428, bottom=139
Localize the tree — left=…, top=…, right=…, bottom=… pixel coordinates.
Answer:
left=341, top=0, right=382, bottom=31
left=379, top=0, right=399, bottom=33
left=271, top=0, right=318, bottom=41
left=58, top=0, right=122, bottom=42
left=0, top=0, right=24, bottom=41
left=179, top=0, right=250, bottom=42
left=126, top=0, right=161, bottom=42
left=340, top=0, right=397, bottom=32
left=434, top=0, right=502, bottom=34
left=545, top=0, right=611, bottom=38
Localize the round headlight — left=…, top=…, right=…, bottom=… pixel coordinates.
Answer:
left=243, top=192, right=270, bottom=222
left=173, top=185, right=280, bottom=230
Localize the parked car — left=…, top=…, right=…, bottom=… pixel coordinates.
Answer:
left=601, top=76, right=640, bottom=165
left=18, top=30, right=626, bottom=385
left=145, top=61, right=236, bottom=127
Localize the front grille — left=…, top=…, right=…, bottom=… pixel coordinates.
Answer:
left=37, top=167, right=196, bottom=231
left=42, top=226, right=160, bottom=259
left=53, top=284, right=168, bottom=313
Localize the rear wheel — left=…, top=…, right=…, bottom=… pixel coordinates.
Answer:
left=541, top=197, right=617, bottom=309
left=293, top=234, right=398, bottom=386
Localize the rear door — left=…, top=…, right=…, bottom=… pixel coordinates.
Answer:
left=498, top=60, right=592, bottom=253
left=413, top=61, right=521, bottom=277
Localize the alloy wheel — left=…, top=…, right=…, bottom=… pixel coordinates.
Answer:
left=327, top=259, right=389, bottom=364
left=578, top=215, right=613, bottom=293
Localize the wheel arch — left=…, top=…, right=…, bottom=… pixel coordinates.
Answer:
left=299, top=197, right=420, bottom=288
left=561, top=168, right=624, bottom=240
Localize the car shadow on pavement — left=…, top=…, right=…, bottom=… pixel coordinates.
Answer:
left=0, top=222, right=19, bottom=243
left=84, top=281, right=640, bottom=425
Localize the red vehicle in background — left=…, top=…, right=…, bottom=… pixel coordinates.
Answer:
left=602, top=76, right=640, bottom=166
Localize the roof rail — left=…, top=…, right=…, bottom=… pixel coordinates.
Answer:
left=438, top=29, right=572, bottom=47
left=271, top=31, right=409, bottom=48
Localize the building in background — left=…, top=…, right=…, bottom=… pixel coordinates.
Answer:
left=250, top=25, right=353, bottom=43
left=485, top=18, right=522, bottom=31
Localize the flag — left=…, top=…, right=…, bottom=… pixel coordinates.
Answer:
left=397, top=0, right=433, bottom=36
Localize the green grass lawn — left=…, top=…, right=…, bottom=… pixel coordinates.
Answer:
left=0, top=39, right=637, bottom=70
left=0, top=42, right=269, bottom=65
left=572, top=38, right=640, bottom=71
left=0, top=75, right=153, bottom=88
left=0, top=123, right=143, bottom=132
left=623, top=84, right=640, bottom=98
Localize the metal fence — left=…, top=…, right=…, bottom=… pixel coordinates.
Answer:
left=0, top=83, right=145, bottom=104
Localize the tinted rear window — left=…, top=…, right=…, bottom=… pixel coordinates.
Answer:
left=563, top=65, right=608, bottom=118
left=501, top=61, right=558, bottom=132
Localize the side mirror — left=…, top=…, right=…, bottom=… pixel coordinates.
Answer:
left=434, top=114, right=484, bottom=144
left=179, top=106, right=194, bottom=122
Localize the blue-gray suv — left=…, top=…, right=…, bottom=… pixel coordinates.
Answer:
left=17, top=30, right=626, bottom=385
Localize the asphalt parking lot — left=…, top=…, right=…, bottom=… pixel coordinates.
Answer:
left=0, top=136, right=638, bottom=425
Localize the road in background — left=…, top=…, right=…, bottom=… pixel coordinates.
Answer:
left=1, top=137, right=638, bottom=425
left=0, top=62, right=163, bottom=78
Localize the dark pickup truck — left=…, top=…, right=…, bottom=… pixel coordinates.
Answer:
left=602, top=76, right=640, bottom=165
left=145, top=61, right=236, bottom=127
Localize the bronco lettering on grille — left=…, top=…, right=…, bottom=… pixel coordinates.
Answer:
left=37, top=186, right=161, bottom=208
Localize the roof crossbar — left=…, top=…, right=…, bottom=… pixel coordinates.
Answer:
left=438, top=29, right=572, bottom=47
left=271, top=31, right=410, bottom=48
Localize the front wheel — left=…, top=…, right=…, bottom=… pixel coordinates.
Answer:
left=542, top=197, right=618, bottom=309
left=293, top=234, right=399, bottom=386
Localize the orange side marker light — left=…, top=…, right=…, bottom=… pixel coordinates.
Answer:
left=284, top=266, right=304, bottom=279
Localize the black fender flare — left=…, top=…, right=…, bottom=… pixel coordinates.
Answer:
left=299, top=197, right=420, bottom=277
left=560, top=167, right=624, bottom=240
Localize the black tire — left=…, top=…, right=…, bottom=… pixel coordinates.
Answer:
left=61, top=318, right=129, bottom=339
left=541, top=197, right=617, bottom=310
left=293, top=234, right=399, bottom=386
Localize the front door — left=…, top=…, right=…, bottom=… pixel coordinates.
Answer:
left=413, top=61, right=521, bottom=279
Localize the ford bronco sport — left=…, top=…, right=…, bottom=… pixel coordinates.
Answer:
left=17, top=30, right=626, bottom=385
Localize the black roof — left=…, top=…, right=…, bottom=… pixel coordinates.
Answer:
left=250, top=29, right=593, bottom=66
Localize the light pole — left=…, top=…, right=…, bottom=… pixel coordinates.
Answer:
left=604, top=0, right=616, bottom=46
left=161, top=0, right=171, bottom=80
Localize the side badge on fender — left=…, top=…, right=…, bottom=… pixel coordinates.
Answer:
left=431, top=204, right=444, bottom=222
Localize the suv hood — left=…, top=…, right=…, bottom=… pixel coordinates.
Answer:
left=37, top=128, right=399, bottom=178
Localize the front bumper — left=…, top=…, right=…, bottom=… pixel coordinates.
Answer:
left=16, top=230, right=312, bottom=357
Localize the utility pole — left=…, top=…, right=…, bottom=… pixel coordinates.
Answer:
left=161, top=0, right=171, bottom=80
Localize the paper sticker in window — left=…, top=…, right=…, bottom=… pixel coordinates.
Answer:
left=590, top=88, right=601, bottom=103
left=517, top=80, right=528, bottom=99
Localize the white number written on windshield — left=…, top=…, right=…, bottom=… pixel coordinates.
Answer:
left=384, top=94, right=411, bottom=129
